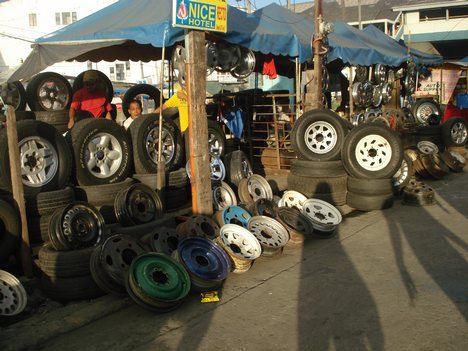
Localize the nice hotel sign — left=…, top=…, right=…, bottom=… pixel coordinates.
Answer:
left=172, top=0, right=227, bottom=33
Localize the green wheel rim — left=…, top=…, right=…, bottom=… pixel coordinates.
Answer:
left=131, top=253, right=190, bottom=301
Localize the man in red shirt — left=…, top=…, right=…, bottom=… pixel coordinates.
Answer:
left=68, top=70, right=112, bottom=129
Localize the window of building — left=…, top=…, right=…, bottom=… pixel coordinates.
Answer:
left=55, top=12, right=78, bottom=25
left=449, top=6, right=468, bottom=19
left=29, top=13, right=37, bottom=27
left=125, top=61, right=131, bottom=71
left=109, top=67, right=115, bottom=81
left=116, top=64, right=125, bottom=81
left=420, top=8, right=446, bottom=21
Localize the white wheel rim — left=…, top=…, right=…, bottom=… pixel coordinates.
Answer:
left=278, top=190, right=308, bottom=211
left=247, top=174, right=273, bottom=201
left=393, top=158, right=409, bottom=186
left=304, top=121, right=338, bottom=154
left=0, top=270, right=27, bottom=316
left=248, top=216, right=289, bottom=248
left=301, top=199, right=342, bottom=231
left=417, top=141, right=439, bottom=155
left=219, top=224, right=261, bottom=260
left=355, top=133, right=393, bottom=171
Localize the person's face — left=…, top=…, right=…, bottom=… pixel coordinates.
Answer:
left=84, top=80, right=98, bottom=92
left=128, top=102, right=142, bottom=119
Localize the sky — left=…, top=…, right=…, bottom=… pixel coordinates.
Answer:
left=227, top=0, right=311, bottom=11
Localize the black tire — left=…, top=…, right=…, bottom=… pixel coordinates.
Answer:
left=0, top=120, right=72, bottom=194
left=207, top=119, right=226, bottom=158
left=341, top=123, right=403, bottom=179
left=69, top=118, right=132, bottom=186
left=346, top=192, right=394, bottom=211
left=40, top=274, right=105, bottom=301
left=165, top=187, right=189, bottom=211
left=75, top=178, right=135, bottom=206
left=133, top=167, right=189, bottom=190
left=413, top=125, right=443, bottom=147
left=26, top=72, right=72, bottom=111
left=27, top=215, right=50, bottom=243
left=287, top=173, right=347, bottom=195
left=0, top=198, right=21, bottom=262
left=224, top=150, right=253, bottom=187
left=122, top=84, right=162, bottom=117
left=347, top=177, right=394, bottom=196
left=1, top=81, right=27, bottom=111
left=38, top=244, right=94, bottom=278
left=35, top=110, right=69, bottom=134
left=73, top=70, right=113, bottom=103
left=14, top=111, right=36, bottom=121
left=441, top=117, right=468, bottom=147
left=290, top=159, right=346, bottom=177
left=25, top=186, right=75, bottom=217
left=411, top=99, right=441, bottom=125
left=291, top=109, right=347, bottom=161
left=129, top=113, right=184, bottom=173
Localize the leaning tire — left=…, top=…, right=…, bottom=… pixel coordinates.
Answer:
left=0, top=120, right=72, bottom=194
left=0, top=198, right=21, bottom=262
left=69, top=118, right=132, bottom=186
left=341, top=123, right=403, bottom=179
left=441, top=117, right=468, bottom=147
left=291, top=109, right=347, bottom=161
left=122, top=84, right=162, bottom=117
left=26, top=72, right=72, bottom=111
left=129, top=113, right=184, bottom=173
left=73, top=70, right=113, bottom=103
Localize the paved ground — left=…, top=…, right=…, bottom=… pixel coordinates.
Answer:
left=1, top=171, right=467, bottom=351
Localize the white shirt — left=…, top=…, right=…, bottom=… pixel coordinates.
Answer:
left=123, top=117, right=134, bottom=130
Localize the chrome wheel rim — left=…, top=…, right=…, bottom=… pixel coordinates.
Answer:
left=85, top=132, right=123, bottom=178
left=145, top=125, right=175, bottom=166
left=451, top=121, right=468, bottom=144
left=355, top=133, right=393, bottom=171
left=210, top=155, right=226, bottom=181
left=19, top=136, right=58, bottom=188
left=304, top=121, right=338, bottom=155
left=208, top=130, right=223, bottom=157
left=393, top=158, right=409, bottom=187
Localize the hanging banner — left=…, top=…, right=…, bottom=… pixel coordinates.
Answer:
left=173, top=0, right=227, bottom=33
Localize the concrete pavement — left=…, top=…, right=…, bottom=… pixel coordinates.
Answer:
left=1, top=171, right=467, bottom=351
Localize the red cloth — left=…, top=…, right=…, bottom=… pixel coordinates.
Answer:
left=71, top=88, right=112, bottom=118
left=262, top=56, right=277, bottom=80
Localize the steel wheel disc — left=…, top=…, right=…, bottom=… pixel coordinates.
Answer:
left=417, top=141, right=439, bottom=155
left=219, top=224, right=261, bottom=260
left=393, top=157, right=410, bottom=187
left=131, top=252, right=190, bottom=301
left=247, top=174, right=273, bottom=201
left=301, top=199, right=342, bottom=232
left=144, top=227, right=181, bottom=255
left=213, top=181, right=237, bottom=211
left=450, top=121, right=468, bottom=144
left=90, top=247, right=127, bottom=296
left=219, top=205, right=251, bottom=228
left=248, top=216, right=289, bottom=249
left=354, top=133, right=393, bottom=172
left=277, top=190, right=308, bottom=211
left=177, top=237, right=231, bottom=280
left=250, top=198, right=278, bottom=218
left=0, top=270, right=27, bottom=316
left=146, top=125, right=175, bottom=166
left=277, top=207, right=314, bottom=236
left=402, top=182, right=436, bottom=206
left=61, top=202, right=104, bottom=249
left=19, top=136, right=59, bottom=188
left=100, top=234, right=147, bottom=285
left=185, top=215, right=220, bottom=240
left=304, top=121, right=338, bottom=154
left=215, top=237, right=253, bottom=273
left=210, top=155, right=226, bottom=181
left=85, top=132, right=123, bottom=179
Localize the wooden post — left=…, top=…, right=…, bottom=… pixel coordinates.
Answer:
left=6, top=106, right=33, bottom=277
left=185, top=30, right=213, bottom=216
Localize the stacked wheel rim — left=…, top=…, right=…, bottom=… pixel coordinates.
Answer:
left=126, top=252, right=190, bottom=312
left=0, top=270, right=27, bottom=316
left=219, top=224, right=261, bottom=260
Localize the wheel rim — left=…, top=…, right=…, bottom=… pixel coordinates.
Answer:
left=131, top=253, right=190, bottom=301
left=304, top=121, right=338, bottom=154
left=61, top=202, right=104, bottom=249
left=221, top=205, right=251, bottom=228
left=146, top=227, right=181, bottom=255
left=210, top=154, right=226, bottom=181
left=19, top=136, right=59, bottom=188
left=219, top=224, right=261, bottom=260
left=0, top=270, right=28, bottom=316
left=451, top=122, right=468, bottom=144
left=172, top=45, right=186, bottom=87
left=36, top=76, right=70, bottom=110
left=278, top=190, right=308, bottom=211
left=417, top=141, right=439, bottom=155
left=247, top=174, right=273, bottom=201
left=115, top=184, right=163, bottom=226
left=208, top=130, right=223, bottom=157
left=4, top=83, right=23, bottom=110
left=277, top=207, right=314, bottom=236
left=354, top=133, right=393, bottom=171
left=393, top=158, right=409, bottom=187
left=145, top=125, right=175, bottom=166
left=213, top=182, right=237, bottom=211
left=185, top=215, right=220, bottom=240
left=416, top=102, right=438, bottom=124
left=251, top=198, right=278, bottom=218
left=248, top=216, right=289, bottom=248
left=85, top=132, right=123, bottom=178
left=301, top=199, right=342, bottom=232
left=177, top=237, right=231, bottom=280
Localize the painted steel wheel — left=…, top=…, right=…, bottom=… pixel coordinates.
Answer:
left=341, top=123, right=403, bottom=179
left=276, top=206, right=314, bottom=244
left=417, top=140, right=439, bottom=155
left=184, top=215, right=220, bottom=241
left=278, top=190, right=308, bottom=211
left=126, top=252, right=190, bottom=312
left=212, top=181, right=237, bottom=211
left=114, top=183, right=163, bottom=226
left=217, top=205, right=251, bottom=228
left=248, top=216, right=289, bottom=251
left=219, top=224, right=261, bottom=260
left=249, top=198, right=278, bottom=218
left=246, top=174, right=273, bottom=201
left=142, top=227, right=182, bottom=256
left=0, top=270, right=27, bottom=316
left=301, top=198, right=342, bottom=233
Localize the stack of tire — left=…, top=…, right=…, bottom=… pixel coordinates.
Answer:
left=288, top=109, right=349, bottom=206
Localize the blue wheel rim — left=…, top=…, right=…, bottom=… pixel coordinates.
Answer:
left=222, top=205, right=251, bottom=228
left=178, top=237, right=231, bottom=280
